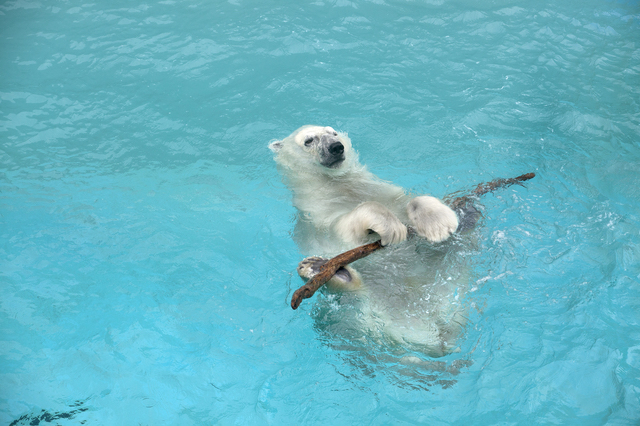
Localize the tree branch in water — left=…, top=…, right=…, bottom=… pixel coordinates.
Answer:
left=290, top=172, right=536, bottom=310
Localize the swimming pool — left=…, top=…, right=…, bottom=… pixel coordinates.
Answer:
left=1, top=0, right=639, bottom=424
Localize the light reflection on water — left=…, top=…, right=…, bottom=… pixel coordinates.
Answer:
left=1, top=0, right=639, bottom=424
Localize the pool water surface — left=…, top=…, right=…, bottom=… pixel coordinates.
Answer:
left=1, top=0, right=640, bottom=424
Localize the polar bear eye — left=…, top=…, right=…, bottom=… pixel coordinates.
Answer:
left=304, top=137, right=314, bottom=146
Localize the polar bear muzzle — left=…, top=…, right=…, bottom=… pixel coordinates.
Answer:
left=328, top=141, right=344, bottom=155
left=319, top=138, right=345, bottom=168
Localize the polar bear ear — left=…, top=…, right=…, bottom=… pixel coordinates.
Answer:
left=269, top=139, right=283, bottom=153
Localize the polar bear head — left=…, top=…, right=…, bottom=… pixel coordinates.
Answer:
left=269, top=125, right=358, bottom=174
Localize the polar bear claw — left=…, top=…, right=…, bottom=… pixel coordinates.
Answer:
left=407, top=196, right=459, bottom=243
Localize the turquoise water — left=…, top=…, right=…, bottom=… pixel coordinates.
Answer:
left=1, top=0, right=640, bottom=424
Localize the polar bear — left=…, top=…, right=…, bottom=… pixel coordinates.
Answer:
left=270, top=125, right=472, bottom=357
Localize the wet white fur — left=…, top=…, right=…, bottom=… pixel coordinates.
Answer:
left=270, top=126, right=467, bottom=357
left=269, top=125, right=458, bottom=248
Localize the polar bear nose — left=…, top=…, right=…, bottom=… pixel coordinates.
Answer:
left=328, top=141, right=344, bottom=155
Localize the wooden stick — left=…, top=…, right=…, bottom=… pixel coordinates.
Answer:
left=291, top=240, right=382, bottom=310
left=449, top=172, right=535, bottom=210
left=290, top=172, right=535, bottom=310
left=473, top=172, right=535, bottom=196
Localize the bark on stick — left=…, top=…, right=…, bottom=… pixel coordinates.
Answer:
left=290, top=240, right=382, bottom=310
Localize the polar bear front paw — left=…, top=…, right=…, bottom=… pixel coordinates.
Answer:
left=297, top=256, right=362, bottom=291
left=407, top=196, right=459, bottom=243
left=335, top=201, right=407, bottom=246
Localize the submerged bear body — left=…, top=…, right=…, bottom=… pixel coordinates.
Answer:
left=270, top=125, right=470, bottom=357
